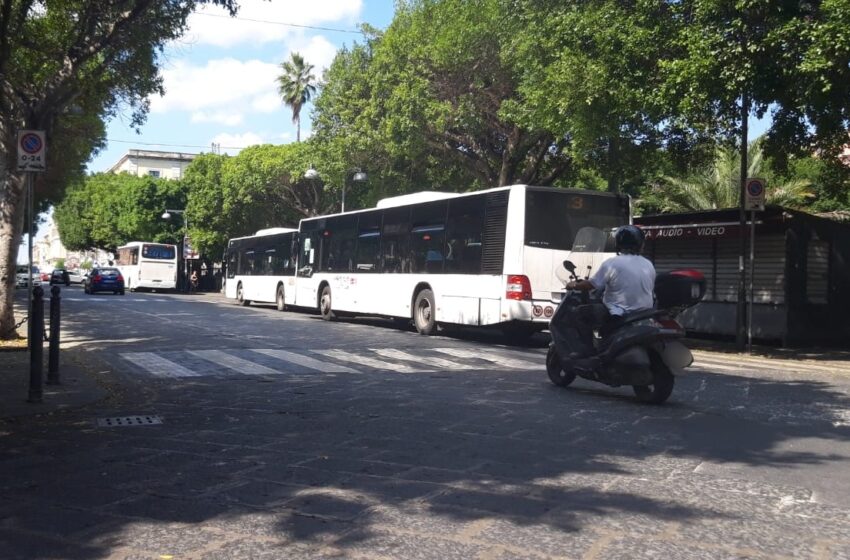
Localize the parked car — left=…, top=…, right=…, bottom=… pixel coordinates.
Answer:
left=67, top=270, right=84, bottom=284
left=40, top=271, right=51, bottom=282
left=84, top=267, right=125, bottom=295
left=15, top=265, right=42, bottom=288
left=50, top=269, right=71, bottom=286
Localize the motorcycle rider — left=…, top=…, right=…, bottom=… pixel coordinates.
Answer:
left=553, top=225, right=655, bottom=371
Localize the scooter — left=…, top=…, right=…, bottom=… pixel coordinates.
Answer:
left=546, top=260, right=705, bottom=404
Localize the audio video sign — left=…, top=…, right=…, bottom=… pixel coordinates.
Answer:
left=17, top=130, right=46, bottom=172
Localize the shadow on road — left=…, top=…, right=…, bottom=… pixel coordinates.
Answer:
left=2, top=298, right=849, bottom=557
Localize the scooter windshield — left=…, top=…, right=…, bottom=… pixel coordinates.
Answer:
left=571, top=227, right=610, bottom=252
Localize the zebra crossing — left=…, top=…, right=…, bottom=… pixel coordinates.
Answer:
left=118, top=346, right=545, bottom=379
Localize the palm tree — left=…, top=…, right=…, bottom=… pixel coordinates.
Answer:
left=276, top=53, right=317, bottom=142
left=646, top=137, right=814, bottom=212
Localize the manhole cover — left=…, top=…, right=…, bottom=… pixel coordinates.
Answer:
left=96, top=415, right=163, bottom=427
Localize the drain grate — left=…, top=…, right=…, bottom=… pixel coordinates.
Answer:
left=96, top=415, right=163, bottom=427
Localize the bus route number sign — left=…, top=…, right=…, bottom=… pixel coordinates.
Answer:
left=17, top=130, right=46, bottom=172
left=745, top=177, right=765, bottom=211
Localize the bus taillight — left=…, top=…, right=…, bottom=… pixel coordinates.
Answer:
left=506, top=275, right=532, bottom=301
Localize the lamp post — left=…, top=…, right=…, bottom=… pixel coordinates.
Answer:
left=162, top=209, right=189, bottom=291
left=304, top=167, right=368, bottom=213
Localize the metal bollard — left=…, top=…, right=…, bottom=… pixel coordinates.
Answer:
left=27, top=286, right=44, bottom=403
left=47, top=285, right=61, bottom=385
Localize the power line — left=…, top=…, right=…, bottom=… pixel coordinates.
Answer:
left=195, top=12, right=362, bottom=34
left=107, top=138, right=248, bottom=150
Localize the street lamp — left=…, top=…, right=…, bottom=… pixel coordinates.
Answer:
left=161, top=208, right=189, bottom=291
left=304, top=167, right=368, bottom=213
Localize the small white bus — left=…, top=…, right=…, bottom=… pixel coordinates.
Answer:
left=224, top=228, right=299, bottom=309
left=115, top=242, right=178, bottom=291
left=292, top=185, right=630, bottom=337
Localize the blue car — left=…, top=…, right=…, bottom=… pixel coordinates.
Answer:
left=84, top=267, right=125, bottom=295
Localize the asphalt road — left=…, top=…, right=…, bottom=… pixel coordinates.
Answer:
left=2, top=286, right=849, bottom=559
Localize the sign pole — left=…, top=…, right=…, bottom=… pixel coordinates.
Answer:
left=26, top=172, right=34, bottom=352
left=747, top=210, right=755, bottom=353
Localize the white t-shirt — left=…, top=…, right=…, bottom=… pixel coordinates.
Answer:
left=588, top=254, right=656, bottom=316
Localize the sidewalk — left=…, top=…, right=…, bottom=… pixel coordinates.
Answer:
left=0, top=347, right=107, bottom=420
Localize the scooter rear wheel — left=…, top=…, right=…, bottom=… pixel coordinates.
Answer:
left=633, top=352, right=674, bottom=404
left=546, top=345, right=576, bottom=387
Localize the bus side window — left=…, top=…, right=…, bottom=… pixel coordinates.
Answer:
left=381, top=207, right=410, bottom=274
left=445, top=196, right=485, bottom=274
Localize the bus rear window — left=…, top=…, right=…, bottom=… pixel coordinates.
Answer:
left=142, top=244, right=176, bottom=260
left=524, top=190, right=627, bottom=251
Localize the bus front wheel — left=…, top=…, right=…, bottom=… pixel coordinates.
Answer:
left=276, top=285, right=286, bottom=311
left=414, top=289, right=437, bottom=335
left=320, top=285, right=335, bottom=320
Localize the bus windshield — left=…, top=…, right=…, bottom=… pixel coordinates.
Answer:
left=142, top=244, right=176, bottom=260
left=524, top=190, right=626, bottom=251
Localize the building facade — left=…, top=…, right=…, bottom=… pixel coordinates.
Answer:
left=108, top=149, right=197, bottom=179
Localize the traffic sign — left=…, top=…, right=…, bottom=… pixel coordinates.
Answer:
left=745, top=177, right=765, bottom=211
left=17, top=130, right=46, bottom=172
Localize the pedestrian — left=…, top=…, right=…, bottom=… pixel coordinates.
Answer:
left=190, top=270, right=199, bottom=293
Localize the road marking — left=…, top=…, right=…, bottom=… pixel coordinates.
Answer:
left=188, top=349, right=281, bottom=375
left=120, top=352, right=202, bottom=378
left=433, top=347, right=540, bottom=370
left=371, top=348, right=476, bottom=370
left=251, top=349, right=360, bottom=373
left=312, top=349, right=420, bottom=373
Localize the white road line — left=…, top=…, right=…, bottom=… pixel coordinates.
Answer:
left=120, top=352, right=202, bottom=378
left=251, top=349, right=360, bottom=373
left=433, top=347, right=539, bottom=370
left=370, top=348, right=476, bottom=370
left=312, top=349, right=420, bottom=373
left=188, top=349, right=281, bottom=375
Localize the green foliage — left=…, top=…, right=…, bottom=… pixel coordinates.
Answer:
left=184, top=142, right=326, bottom=259
left=638, top=137, right=815, bottom=214
left=53, top=258, right=64, bottom=269
left=54, top=173, right=188, bottom=253
left=311, top=0, right=573, bottom=191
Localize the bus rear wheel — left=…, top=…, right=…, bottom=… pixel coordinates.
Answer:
left=237, top=283, right=250, bottom=306
left=320, top=285, right=335, bottom=320
left=276, top=285, right=286, bottom=311
left=413, top=289, right=437, bottom=335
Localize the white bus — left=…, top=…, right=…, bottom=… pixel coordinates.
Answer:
left=292, top=185, right=630, bottom=337
left=115, top=242, right=178, bottom=291
left=223, top=228, right=299, bottom=309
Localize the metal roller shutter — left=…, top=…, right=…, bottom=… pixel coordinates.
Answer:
left=716, top=235, right=786, bottom=304
left=806, top=239, right=829, bottom=304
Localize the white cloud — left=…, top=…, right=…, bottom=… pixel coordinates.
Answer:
left=151, top=58, right=279, bottom=114
left=191, top=111, right=244, bottom=126
left=252, top=92, right=282, bottom=113
left=211, top=132, right=266, bottom=155
left=283, top=35, right=339, bottom=75
left=184, top=0, right=363, bottom=48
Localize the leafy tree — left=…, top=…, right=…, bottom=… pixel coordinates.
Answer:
left=0, top=0, right=239, bottom=339
left=639, top=137, right=814, bottom=213
left=312, top=0, right=574, bottom=194
left=509, top=0, right=709, bottom=193
left=185, top=142, right=325, bottom=259
left=54, top=172, right=188, bottom=253
left=277, top=52, right=317, bottom=142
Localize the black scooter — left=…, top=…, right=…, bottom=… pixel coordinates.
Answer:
left=546, top=260, right=705, bottom=404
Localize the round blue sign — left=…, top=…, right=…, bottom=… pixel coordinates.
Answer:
left=20, top=133, right=43, bottom=154
left=746, top=179, right=764, bottom=197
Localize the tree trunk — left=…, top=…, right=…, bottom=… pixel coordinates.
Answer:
left=0, top=152, right=27, bottom=340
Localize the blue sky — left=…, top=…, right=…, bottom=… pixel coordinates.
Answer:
left=88, top=0, right=396, bottom=173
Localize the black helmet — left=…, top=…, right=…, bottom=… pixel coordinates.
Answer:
left=614, top=225, right=644, bottom=254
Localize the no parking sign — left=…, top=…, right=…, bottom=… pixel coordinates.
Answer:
left=745, top=177, right=765, bottom=211
left=17, top=130, right=46, bottom=172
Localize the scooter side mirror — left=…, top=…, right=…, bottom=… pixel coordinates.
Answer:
left=562, top=260, right=576, bottom=274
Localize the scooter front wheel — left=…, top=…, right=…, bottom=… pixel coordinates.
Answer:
left=546, top=345, right=576, bottom=387
left=633, top=352, right=675, bottom=404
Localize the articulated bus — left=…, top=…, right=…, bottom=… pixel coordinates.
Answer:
left=223, top=228, right=299, bottom=309
left=292, top=185, right=630, bottom=336
left=115, top=242, right=178, bottom=291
